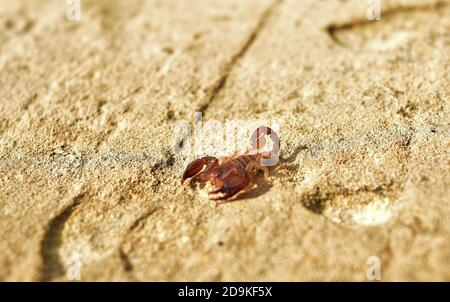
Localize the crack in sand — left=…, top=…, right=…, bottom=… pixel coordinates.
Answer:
left=118, top=208, right=158, bottom=276
left=39, top=193, right=85, bottom=281
left=326, top=1, right=448, bottom=47
left=198, top=0, right=285, bottom=114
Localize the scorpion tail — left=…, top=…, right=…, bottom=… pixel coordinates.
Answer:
left=250, top=126, right=280, bottom=160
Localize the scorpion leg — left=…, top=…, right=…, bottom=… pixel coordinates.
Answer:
left=259, top=164, right=270, bottom=179
left=221, top=151, right=238, bottom=163
left=210, top=161, right=255, bottom=200
left=254, top=154, right=270, bottom=180
left=181, top=156, right=218, bottom=184
left=209, top=175, right=249, bottom=201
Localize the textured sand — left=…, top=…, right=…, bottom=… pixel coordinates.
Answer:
left=0, top=0, right=449, bottom=281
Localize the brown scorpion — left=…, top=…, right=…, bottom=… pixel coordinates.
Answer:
left=181, top=126, right=280, bottom=201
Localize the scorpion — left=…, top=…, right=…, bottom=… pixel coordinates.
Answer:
left=181, top=126, right=280, bottom=201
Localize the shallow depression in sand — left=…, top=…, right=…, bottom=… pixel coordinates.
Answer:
left=322, top=195, right=400, bottom=228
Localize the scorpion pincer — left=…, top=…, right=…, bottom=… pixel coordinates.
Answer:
left=181, top=126, right=280, bottom=201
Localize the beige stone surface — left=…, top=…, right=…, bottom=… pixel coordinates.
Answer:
left=0, top=0, right=449, bottom=281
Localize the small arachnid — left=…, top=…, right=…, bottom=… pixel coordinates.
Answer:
left=181, top=126, right=280, bottom=201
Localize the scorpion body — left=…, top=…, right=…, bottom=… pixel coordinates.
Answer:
left=181, top=126, right=280, bottom=201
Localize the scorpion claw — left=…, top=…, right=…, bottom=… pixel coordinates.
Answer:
left=181, top=156, right=218, bottom=184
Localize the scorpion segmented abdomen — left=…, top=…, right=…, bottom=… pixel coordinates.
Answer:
left=230, top=155, right=256, bottom=170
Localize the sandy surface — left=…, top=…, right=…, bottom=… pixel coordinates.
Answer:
left=0, top=0, right=449, bottom=281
